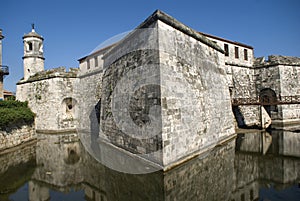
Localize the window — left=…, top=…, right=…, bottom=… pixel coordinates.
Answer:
left=234, top=46, right=239, bottom=59
left=94, top=56, right=98, bottom=67
left=224, top=44, right=229, bottom=56
left=87, top=59, right=90, bottom=70
left=28, top=42, right=33, bottom=51
left=244, top=49, right=248, bottom=60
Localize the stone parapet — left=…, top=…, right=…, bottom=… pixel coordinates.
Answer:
left=17, top=67, right=78, bottom=84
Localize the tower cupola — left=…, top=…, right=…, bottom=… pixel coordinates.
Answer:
left=22, top=24, right=45, bottom=80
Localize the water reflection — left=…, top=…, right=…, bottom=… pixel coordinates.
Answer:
left=0, top=130, right=299, bottom=200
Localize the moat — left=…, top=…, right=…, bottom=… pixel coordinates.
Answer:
left=0, top=129, right=299, bottom=201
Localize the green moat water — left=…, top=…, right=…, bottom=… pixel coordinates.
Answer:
left=0, top=129, right=299, bottom=201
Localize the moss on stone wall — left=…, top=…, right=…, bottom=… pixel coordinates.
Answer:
left=0, top=100, right=35, bottom=130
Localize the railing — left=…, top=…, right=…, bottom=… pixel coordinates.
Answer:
left=0, top=65, right=9, bottom=75
left=232, top=95, right=300, bottom=106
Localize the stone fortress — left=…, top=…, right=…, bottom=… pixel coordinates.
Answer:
left=16, top=10, right=300, bottom=170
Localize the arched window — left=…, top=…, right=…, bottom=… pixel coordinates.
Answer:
left=62, top=97, right=77, bottom=117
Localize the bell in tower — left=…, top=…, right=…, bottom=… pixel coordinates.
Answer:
left=22, top=24, right=45, bottom=80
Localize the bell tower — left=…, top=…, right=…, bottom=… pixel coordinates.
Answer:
left=23, top=24, right=44, bottom=80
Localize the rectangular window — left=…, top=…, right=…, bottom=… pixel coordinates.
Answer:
left=224, top=44, right=229, bottom=56
left=94, top=56, right=98, bottom=67
left=244, top=49, right=248, bottom=61
left=87, top=59, right=90, bottom=70
left=235, top=46, right=239, bottom=59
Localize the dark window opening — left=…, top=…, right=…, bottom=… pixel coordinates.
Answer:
left=87, top=59, right=90, bottom=70
left=224, top=44, right=229, bottom=56
left=235, top=46, right=239, bottom=59
left=94, top=56, right=98, bottom=67
left=244, top=49, right=248, bottom=60
left=28, top=42, right=33, bottom=51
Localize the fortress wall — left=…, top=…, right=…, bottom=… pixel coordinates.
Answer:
left=255, top=66, right=281, bottom=95
left=75, top=69, right=103, bottom=149
left=16, top=76, right=77, bottom=131
left=99, top=16, right=236, bottom=167
left=231, top=66, right=257, bottom=98
left=230, top=66, right=261, bottom=127
left=157, top=20, right=235, bottom=166
left=279, top=65, right=300, bottom=121
left=100, top=48, right=162, bottom=163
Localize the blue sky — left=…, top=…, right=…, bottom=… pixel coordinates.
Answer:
left=0, top=0, right=299, bottom=92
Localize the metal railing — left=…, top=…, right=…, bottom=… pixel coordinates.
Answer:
left=0, top=65, right=9, bottom=75
left=232, top=95, right=300, bottom=106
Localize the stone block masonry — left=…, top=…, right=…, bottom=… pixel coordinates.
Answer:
left=98, top=10, right=236, bottom=170
left=0, top=124, right=36, bottom=151
left=16, top=67, right=78, bottom=132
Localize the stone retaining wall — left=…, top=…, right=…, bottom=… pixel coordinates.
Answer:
left=0, top=124, right=36, bottom=151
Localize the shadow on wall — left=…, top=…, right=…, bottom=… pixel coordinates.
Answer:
left=232, top=106, right=260, bottom=129
left=232, top=106, right=246, bottom=128
left=89, top=99, right=101, bottom=152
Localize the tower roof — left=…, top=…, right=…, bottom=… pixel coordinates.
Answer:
left=23, top=25, right=43, bottom=40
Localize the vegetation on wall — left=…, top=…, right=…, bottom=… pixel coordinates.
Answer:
left=0, top=100, right=35, bottom=130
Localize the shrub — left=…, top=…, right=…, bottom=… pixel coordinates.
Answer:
left=0, top=100, right=35, bottom=130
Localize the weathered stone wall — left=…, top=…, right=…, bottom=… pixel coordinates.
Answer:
left=233, top=105, right=261, bottom=128
left=279, top=65, right=300, bottom=121
left=254, top=57, right=300, bottom=127
left=75, top=69, right=103, bottom=157
left=230, top=66, right=261, bottom=127
left=232, top=66, right=256, bottom=98
left=0, top=124, right=35, bottom=151
left=158, top=20, right=235, bottom=166
left=76, top=70, right=103, bottom=131
left=99, top=16, right=235, bottom=167
left=16, top=68, right=78, bottom=131
left=100, top=48, right=162, bottom=163
left=255, top=66, right=281, bottom=95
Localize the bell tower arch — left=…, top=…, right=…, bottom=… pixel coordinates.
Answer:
left=22, top=24, right=44, bottom=80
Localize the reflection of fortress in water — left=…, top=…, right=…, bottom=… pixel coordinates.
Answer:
left=1, top=130, right=299, bottom=200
